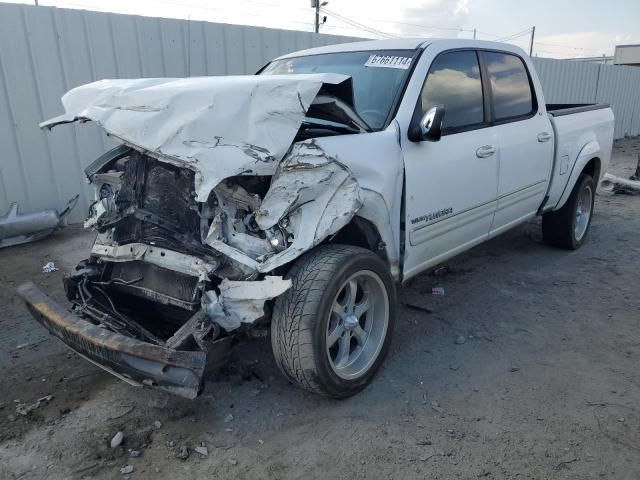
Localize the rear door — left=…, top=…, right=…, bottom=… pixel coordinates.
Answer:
left=481, top=51, right=554, bottom=235
left=401, top=49, right=499, bottom=279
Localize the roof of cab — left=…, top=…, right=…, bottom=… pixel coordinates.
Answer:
left=274, top=38, right=529, bottom=61
left=275, top=38, right=432, bottom=60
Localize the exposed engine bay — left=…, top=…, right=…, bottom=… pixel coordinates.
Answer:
left=72, top=147, right=295, bottom=340
left=18, top=73, right=372, bottom=398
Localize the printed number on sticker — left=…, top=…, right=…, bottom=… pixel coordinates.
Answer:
left=364, top=54, right=412, bottom=69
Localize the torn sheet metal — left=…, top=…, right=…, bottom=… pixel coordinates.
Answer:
left=91, top=239, right=217, bottom=281
left=41, top=74, right=351, bottom=201
left=0, top=195, right=78, bottom=248
left=203, top=140, right=363, bottom=273
left=202, top=276, right=292, bottom=331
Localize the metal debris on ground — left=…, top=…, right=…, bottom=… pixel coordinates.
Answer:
left=0, top=195, right=78, bottom=248
left=600, top=172, right=640, bottom=195
left=42, top=262, right=58, bottom=273
left=431, top=287, right=445, bottom=295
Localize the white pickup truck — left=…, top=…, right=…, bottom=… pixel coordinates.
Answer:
left=18, top=38, right=614, bottom=399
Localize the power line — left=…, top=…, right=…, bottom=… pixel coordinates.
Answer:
left=494, top=27, right=533, bottom=43
left=321, top=8, right=400, bottom=38
left=328, top=14, right=474, bottom=34
left=535, top=41, right=593, bottom=51
left=321, top=7, right=401, bottom=39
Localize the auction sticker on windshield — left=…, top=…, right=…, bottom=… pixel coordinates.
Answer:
left=364, top=54, right=412, bottom=69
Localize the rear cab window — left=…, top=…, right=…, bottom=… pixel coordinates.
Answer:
left=482, top=51, right=536, bottom=121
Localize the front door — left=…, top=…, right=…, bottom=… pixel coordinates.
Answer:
left=401, top=49, right=499, bottom=279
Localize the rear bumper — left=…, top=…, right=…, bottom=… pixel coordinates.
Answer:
left=16, top=281, right=208, bottom=399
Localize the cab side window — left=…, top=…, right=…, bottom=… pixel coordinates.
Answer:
left=420, top=50, right=484, bottom=130
left=483, top=51, right=534, bottom=120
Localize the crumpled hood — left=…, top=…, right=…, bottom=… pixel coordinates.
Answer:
left=41, top=73, right=351, bottom=201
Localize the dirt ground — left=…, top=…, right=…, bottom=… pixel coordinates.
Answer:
left=1, top=138, right=639, bottom=480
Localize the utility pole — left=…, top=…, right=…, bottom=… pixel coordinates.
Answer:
left=473, top=28, right=476, bottom=40
left=529, top=26, right=536, bottom=56
left=311, top=0, right=327, bottom=33
left=311, top=0, right=320, bottom=33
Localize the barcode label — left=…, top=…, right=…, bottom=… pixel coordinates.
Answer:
left=364, top=54, right=412, bottom=69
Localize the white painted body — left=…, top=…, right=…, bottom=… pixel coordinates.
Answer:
left=277, top=39, right=614, bottom=282
left=44, top=38, right=615, bottom=291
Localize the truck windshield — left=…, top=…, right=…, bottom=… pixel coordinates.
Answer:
left=261, top=50, right=416, bottom=130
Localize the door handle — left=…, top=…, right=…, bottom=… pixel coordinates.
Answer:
left=537, top=132, right=552, bottom=142
left=476, top=145, right=496, bottom=158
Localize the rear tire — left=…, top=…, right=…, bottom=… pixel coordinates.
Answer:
left=271, top=244, right=396, bottom=398
left=542, top=173, right=595, bottom=250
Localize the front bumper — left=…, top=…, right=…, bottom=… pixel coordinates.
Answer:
left=17, top=281, right=213, bottom=399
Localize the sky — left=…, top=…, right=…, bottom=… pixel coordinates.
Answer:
left=5, top=0, right=640, bottom=58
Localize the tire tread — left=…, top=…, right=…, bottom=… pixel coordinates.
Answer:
left=271, top=244, right=391, bottom=397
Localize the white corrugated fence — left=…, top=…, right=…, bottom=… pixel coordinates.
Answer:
left=0, top=3, right=359, bottom=222
left=1, top=3, right=640, bottom=222
left=531, top=57, right=640, bottom=139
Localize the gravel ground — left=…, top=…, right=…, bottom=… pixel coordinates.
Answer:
left=1, top=138, right=639, bottom=480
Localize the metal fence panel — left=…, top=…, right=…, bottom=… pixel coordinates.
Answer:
left=1, top=3, right=639, bottom=223
left=594, top=64, right=640, bottom=139
left=0, top=4, right=359, bottom=222
left=531, top=57, right=601, bottom=103
left=532, top=56, right=640, bottom=140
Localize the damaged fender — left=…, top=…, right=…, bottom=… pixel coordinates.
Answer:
left=206, top=140, right=364, bottom=272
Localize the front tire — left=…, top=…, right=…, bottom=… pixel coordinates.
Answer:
left=542, top=173, right=595, bottom=250
left=271, top=244, right=396, bottom=398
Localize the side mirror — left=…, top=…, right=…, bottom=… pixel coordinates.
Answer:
left=409, top=104, right=445, bottom=142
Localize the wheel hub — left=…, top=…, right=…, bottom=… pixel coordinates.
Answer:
left=325, top=270, right=389, bottom=380
left=344, top=314, right=359, bottom=330
left=574, top=184, right=593, bottom=242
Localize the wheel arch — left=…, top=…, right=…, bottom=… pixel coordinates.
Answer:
left=328, top=216, right=388, bottom=262
left=554, top=140, right=602, bottom=211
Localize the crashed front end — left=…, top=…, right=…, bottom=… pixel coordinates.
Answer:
left=17, top=73, right=365, bottom=398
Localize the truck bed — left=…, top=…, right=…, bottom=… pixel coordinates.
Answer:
left=546, top=103, right=610, bottom=117
left=543, top=104, right=615, bottom=212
